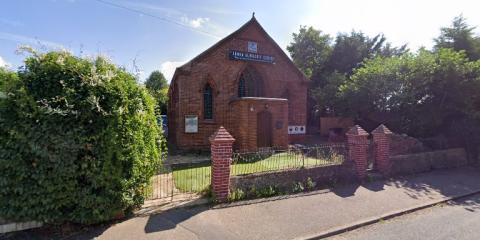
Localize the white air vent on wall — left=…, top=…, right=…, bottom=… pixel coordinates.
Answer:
left=288, top=125, right=306, bottom=135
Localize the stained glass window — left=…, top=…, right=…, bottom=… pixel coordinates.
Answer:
left=238, top=67, right=263, bottom=97
left=203, top=84, right=213, bottom=119
left=238, top=77, right=246, bottom=97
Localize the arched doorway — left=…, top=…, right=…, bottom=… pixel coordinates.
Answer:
left=257, top=110, right=272, bottom=148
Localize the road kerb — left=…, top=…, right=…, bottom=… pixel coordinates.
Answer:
left=299, top=189, right=480, bottom=240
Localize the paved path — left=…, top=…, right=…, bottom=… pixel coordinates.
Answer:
left=72, top=167, right=480, bottom=240
left=329, top=193, right=480, bottom=240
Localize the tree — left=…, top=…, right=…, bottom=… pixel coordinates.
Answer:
left=287, top=26, right=332, bottom=81
left=434, top=15, right=480, bottom=60
left=310, top=71, right=347, bottom=115
left=379, top=42, right=409, bottom=58
left=287, top=27, right=408, bottom=116
left=145, top=70, right=169, bottom=115
left=0, top=67, right=17, bottom=97
left=327, top=31, right=408, bottom=76
left=145, top=70, right=168, bottom=91
left=0, top=50, right=164, bottom=224
left=339, top=48, right=480, bottom=137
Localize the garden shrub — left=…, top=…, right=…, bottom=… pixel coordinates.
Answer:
left=305, top=177, right=316, bottom=190
left=0, top=50, right=165, bottom=224
left=291, top=182, right=305, bottom=193
left=255, top=185, right=279, bottom=198
left=228, top=189, right=246, bottom=201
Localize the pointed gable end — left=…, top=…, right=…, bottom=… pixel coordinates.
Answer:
left=174, top=15, right=308, bottom=83
left=167, top=14, right=308, bottom=151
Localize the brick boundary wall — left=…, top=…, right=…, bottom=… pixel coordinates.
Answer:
left=346, top=125, right=369, bottom=180
left=209, top=127, right=235, bottom=202
left=229, top=148, right=469, bottom=196
left=210, top=124, right=468, bottom=202
left=230, top=162, right=357, bottom=194
left=372, top=124, right=393, bottom=175
left=390, top=148, right=468, bottom=176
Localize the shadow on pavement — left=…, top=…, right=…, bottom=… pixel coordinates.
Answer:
left=330, top=175, right=385, bottom=198
left=143, top=167, right=480, bottom=235
left=386, top=167, right=480, bottom=211
left=331, top=183, right=361, bottom=197
left=143, top=205, right=207, bottom=234
left=13, top=167, right=480, bottom=239
left=450, top=193, right=480, bottom=212
left=65, top=198, right=209, bottom=239
left=363, top=179, right=386, bottom=192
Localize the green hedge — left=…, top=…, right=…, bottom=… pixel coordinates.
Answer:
left=0, top=50, right=164, bottom=224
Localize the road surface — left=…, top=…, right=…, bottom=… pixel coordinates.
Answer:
left=329, top=193, right=480, bottom=240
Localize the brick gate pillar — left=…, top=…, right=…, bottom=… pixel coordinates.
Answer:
left=372, top=124, right=393, bottom=175
left=346, top=125, right=369, bottom=180
left=209, top=126, right=235, bottom=202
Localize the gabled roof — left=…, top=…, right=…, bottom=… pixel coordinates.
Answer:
left=172, top=15, right=308, bottom=83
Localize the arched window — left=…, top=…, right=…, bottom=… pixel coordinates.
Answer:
left=238, top=67, right=263, bottom=97
left=203, top=84, right=213, bottom=119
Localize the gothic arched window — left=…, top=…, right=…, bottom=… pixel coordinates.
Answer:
left=238, top=67, right=264, bottom=97
left=203, top=84, right=213, bottom=119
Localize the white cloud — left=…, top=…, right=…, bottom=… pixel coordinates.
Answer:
left=160, top=61, right=186, bottom=82
left=0, top=32, right=65, bottom=50
left=111, top=1, right=226, bottom=38
left=122, top=1, right=210, bottom=29
left=0, top=56, right=10, bottom=68
left=181, top=16, right=210, bottom=29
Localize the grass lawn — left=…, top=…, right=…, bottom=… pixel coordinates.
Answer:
left=172, top=164, right=212, bottom=193
left=171, top=151, right=344, bottom=193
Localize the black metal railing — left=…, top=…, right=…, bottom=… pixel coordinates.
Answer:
left=147, top=160, right=211, bottom=200
left=147, top=144, right=347, bottom=201
left=231, top=144, right=347, bottom=176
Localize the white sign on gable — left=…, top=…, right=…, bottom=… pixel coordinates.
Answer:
left=247, top=41, right=257, bottom=53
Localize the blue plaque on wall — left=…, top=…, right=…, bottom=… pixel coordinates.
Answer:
left=229, top=50, right=275, bottom=64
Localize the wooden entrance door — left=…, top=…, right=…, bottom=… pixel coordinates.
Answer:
left=257, top=111, right=273, bottom=148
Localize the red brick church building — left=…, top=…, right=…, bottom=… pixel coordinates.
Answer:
left=168, top=15, right=308, bottom=151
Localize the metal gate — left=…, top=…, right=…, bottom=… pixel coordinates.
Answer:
left=147, top=160, right=212, bottom=202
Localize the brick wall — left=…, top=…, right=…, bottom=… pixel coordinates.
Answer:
left=230, top=98, right=288, bottom=151
left=168, top=18, right=307, bottom=151
left=372, top=124, right=392, bottom=175
left=319, top=117, right=354, bottom=136
left=212, top=124, right=471, bottom=202
left=230, top=161, right=356, bottom=194
left=390, top=148, right=468, bottom=176
left=346, top=125, right=369, bottom=180
left=210, top=127, right=235, bottom=202
left=390, top=134, right=427, bottom=155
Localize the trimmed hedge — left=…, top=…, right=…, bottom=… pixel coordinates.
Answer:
left=0, top=50, right=164, bottom=224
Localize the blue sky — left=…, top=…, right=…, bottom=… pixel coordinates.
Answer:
left=1, top=0, right=479, bottom=82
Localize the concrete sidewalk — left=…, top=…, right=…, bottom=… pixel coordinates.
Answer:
left=74, top=167, right=480, bottom=240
